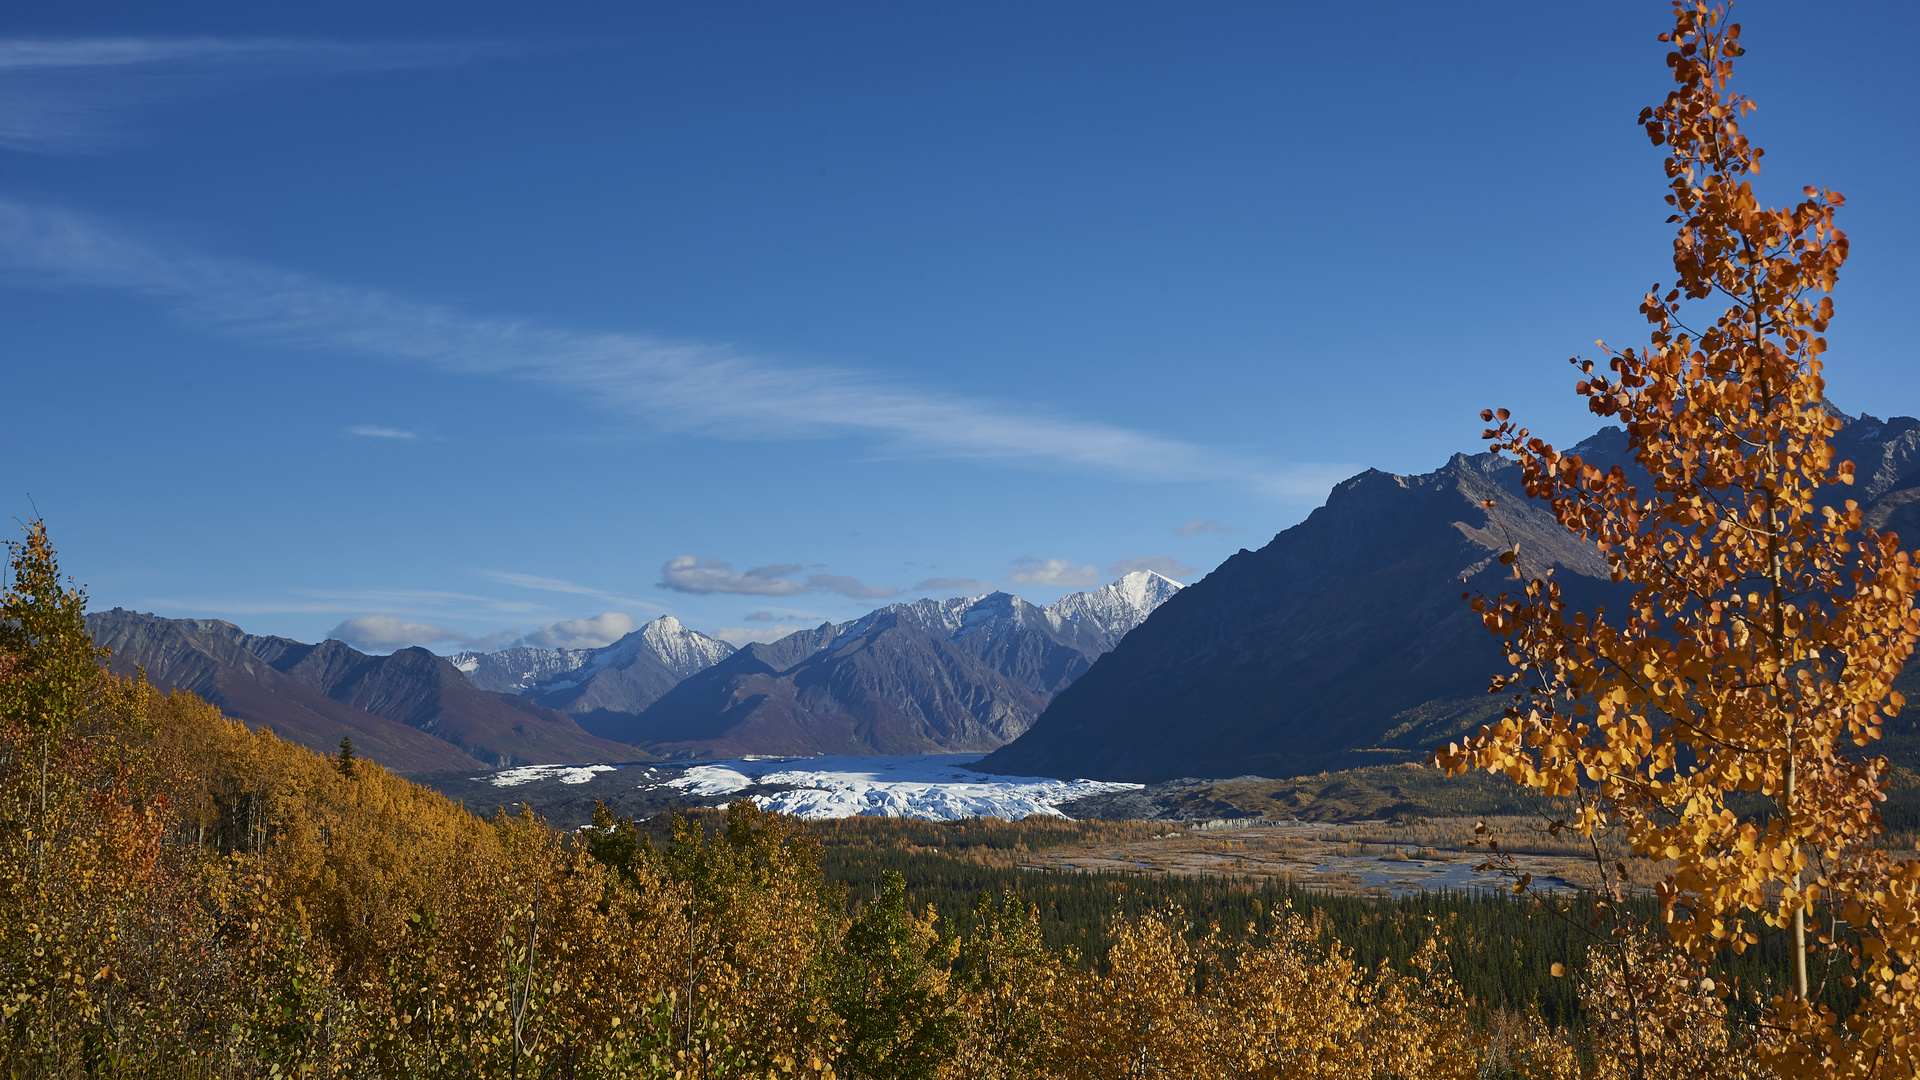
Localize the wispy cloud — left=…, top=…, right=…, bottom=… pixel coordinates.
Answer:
left=1106, top=555, right=1196, bottom=580
left=475, top=569, right=664, bottom=611
left=0, top=200, right=1347, bottom=497
left=1174, top=518, right=1248, bottom=538
left=913, top=577, right=998, bottom=597
left=1005, top=557, right=1102, bottom=588
left=656, top=557, right=899, bottom=600
left=0, top=37, right=506, bottom=153
left=806, top=574, right=898, bottom=600
left=144, top=585, right=550, bottom=620
left=712, top=623, right=814, bottom=648
left=523, top=611, right=638, bottom=649
left=327, top=613, right=471, bottom=652
left=345, top=424, right=417, bottom=440
left=659, top=557, right=809, bottom=597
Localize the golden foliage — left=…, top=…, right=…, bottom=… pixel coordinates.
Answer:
left=1433, top=3, right=1920, bottom=1076
left=1042, top=902, right=1577, bottom=1080
left=0, top=563, right=1578, bottom=1077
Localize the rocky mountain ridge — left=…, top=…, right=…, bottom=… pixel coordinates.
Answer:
left=980, top=410, right=1920, bottom=782
left=449, top=645, right=593, bottom=694
left=580, top=571, right=1182, bottom=757
left=88, top=610, right=643, bottom=771
left=448, top=616, right=735, bottom=711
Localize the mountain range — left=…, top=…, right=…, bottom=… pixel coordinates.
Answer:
left=619, top=571, right=1182, bottom=758
left=450, top=616, right=735, bottom=720
left=90, top=408, right=1914, bottom=784
left=92, top=572, right=1180, bottom=770
left=982, top=410, right=1920, bottom=782
left=86, top=611, right=642, bottom=771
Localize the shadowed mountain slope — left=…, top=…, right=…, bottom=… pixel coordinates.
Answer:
left=981, top=412, right=1920, bottom=783
left=88, top=610, right=643, bottom=770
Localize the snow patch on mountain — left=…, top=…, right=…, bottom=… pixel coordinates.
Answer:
left=1043, top=570, right=1182, bottom=637
left=822, top=571, right=1181, bottom=653
left=452, top=616, right=736, bottom=696
left=447, top=646, right=594, bottom=694
left=638, top=616, right=736, bottom=676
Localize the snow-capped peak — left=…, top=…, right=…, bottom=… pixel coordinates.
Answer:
left=1042, top=571, right=1182, bottom=638
left=448, top=615, right=734, bottom=694
left=637, top=615, right=735, bottom=677
left=819, top=571, right=1180, bottom=651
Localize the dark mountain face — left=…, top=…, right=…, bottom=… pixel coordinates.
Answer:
left=603, top=576, right=1182, bottom=758
left=87, top=611, right=644, bottom=771
left=1839, top=413, right=1920, bottom=538
left=980, top=412, right=1920, bottom=783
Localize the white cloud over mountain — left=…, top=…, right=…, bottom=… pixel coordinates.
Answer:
left=659, top=557, right=810, bottom=596
left=712, top=623, right=814, bottom=647
left=658, top=557, right=898, bottom=600
left=524, top=611, right=638, bottom=650
left=328, top=613, right=470, bottom=652
left=914, top=577, right=997, bottom=596
left=331, top=609, right=641, bottom=654
left=1005, top=557, right=1101, bottom=588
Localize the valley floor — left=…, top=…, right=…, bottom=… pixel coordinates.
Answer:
left=418, top=754, right=1644, bottom=897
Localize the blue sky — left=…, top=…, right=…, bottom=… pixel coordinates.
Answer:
left=3, top=1, right=1916, bottom=652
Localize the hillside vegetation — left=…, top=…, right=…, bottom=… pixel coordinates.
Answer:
left=5, top=520, right=1604, bottom=1078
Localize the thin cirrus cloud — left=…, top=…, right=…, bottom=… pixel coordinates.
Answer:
left=329, top=609, right=637, bottom=654
left=1175, top=518, right=1248, bottom=539
left=913, top=576, right=998, bottom=597
left=147, top=585, right=546, bottom=620
left=658, top=556, right=899, bottom=600
left=475, top=569, right=664, bottom=612
left=0, top=37, right=507, bottom=154
left=1106, top=555, right=1196, bottom=580
left=1005, top=557, right=1102, bottom=588
left=712, top=623, right=813, bottom=648
left=0, top=199, right=1353, bottom=498
left=345, top=424, right=417, bottom=440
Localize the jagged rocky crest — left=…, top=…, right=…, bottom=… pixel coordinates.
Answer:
left=86, top=610, right=643, bottom=771
left=443, top=572, right=1181, bottom=759
left=980, top=410, right=1920, bottom=783
left=449, top=616, right=734, bottom=705
left=613, top=571, right=1181, bottom=758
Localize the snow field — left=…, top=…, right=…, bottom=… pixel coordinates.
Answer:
left=669, top=754, right=1141, bottom=821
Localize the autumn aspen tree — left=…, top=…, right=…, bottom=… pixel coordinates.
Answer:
left=1433, top=3, right=1920, bottom=1075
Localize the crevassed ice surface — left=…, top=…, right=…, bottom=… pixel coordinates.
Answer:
left=669, top=754, right=1140, bottom=821
left=485, top=764, right=618, bottom=787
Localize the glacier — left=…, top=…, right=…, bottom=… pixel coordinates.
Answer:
left=667, top=753, right=1141, bottom=821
